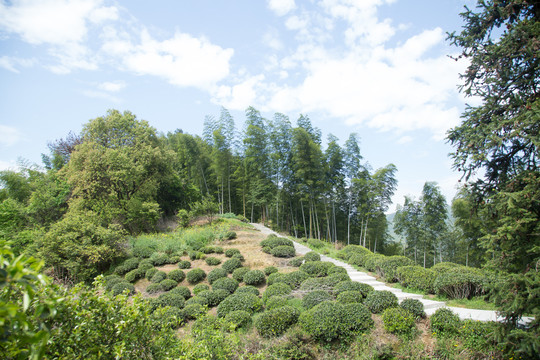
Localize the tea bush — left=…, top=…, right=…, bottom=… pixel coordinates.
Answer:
left=399, top=298, right=425, bottom=319
left=208, top=268, right=228, bottom=284
left=160, top=279, right=178, bottom=291
left=395, top=265, right=436, bottom=293
left=255, top=306, right=300, bottom=338
left=124, top=268, right=145, bottom=283
left=169, top=286, right=191, bottom=299
left=275, top=270, right=310, bottom=289
left=430, top=308, right=460, bottom=337
left=232, top=267, right=250, bottom=282
left=288, top=257, right=304, bottom=267
left=364, top=254, right=385, bottom=272
left=231, top=253, right=245, bottom=262
left=146, top=283, right=164, bottom=294
left=304, top=251, right=321, bottom=262
left=302, top=290, right=333, bottom=310
left=364, top=290, right=398, bottom=314
left=328, top=272, right=350, bottom=284
left=225, top=248, right=241, bottom=257
left=260, top=236, right=293, bottom=249
left=225, top=310, right=252, bottom=330
left=192, top=284, right=210, bottom=295
left=265, top=295, right=288, bottom=310
left=151, top=306, right=184, bottom=329
left=337, top=291, right=364, bottom=304
left=168, top=255, right=181, bottom=264
left=262, top=246, right=272, bottom=254
left=150, top=253, right=169, bottom=266
left=111, top=282, right=135, bottom=296
left=381, top=307, right=416, bottom=337
left=328, top=266, right=348, bottom=275
left=212, top=277, right=239, bottom=294
left=177, top=260, right=191, bottom=269
left=115, top=257, right=140, bottom=275
left=299, top=277, right=337, bottom=292
left=334, top=281, right=374, bottom=298
left=262, top=283, right=292, bottom=303
left=198, top=289, right=230, bottom=307
left=145, top=267, right=158, bottom=280
left=431, top=262, right=461, bottom=273
left=376, top=256, right=415, bottom=282
left=216, top=293, right=263, bottom=318
left=181, top=303, right=207, bottom=321
left=104, top=275, right=124, bottom=291
left=271, top=245, right=296, bottom=258
left=307, top=238, right=325, bottom=249
left=137, top=261, right=154, bottom=272
left=205, top=257, right=222, bottom=266
left=266, top=272, right=283, bottom=285
left=185, top=296, right=209, bottom=307
left=243, top=270, right=266, bottom=286
left=132, top=245, right=154, bottom=258
left=167, top=269, right=186, bottom=283
left=222, top=258, right=243, bottom=273
left=300, top=261, right=334, bottom=277
left=235, top=285, right=260, bottom=296
left=186, top=268, right=206, bottom=284
left=264, top=266, right=278, bottom=275
left=154, top=292, right=185, bottom=309
left=188, top=251, right=205, bottom=260
left=433, top=267, right=489, bottom=299
left=150, top=271, right=167, bottom=283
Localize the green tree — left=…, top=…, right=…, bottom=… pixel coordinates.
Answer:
left=421, top=182, right=448, bottom=266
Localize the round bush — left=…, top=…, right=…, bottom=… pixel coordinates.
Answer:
left=181, top=303, right=207, bottom=321
left=255, top=305, right=300, bottom=338
left=431, top=262, right=462, bottom=273
left=243, top=270, right=266, bottom=286
left=160, top=279, right=178, bottom=291
left=328, top=272, right=351, bottom=284
left=104, top=275, right=124, bottom=291
left=334, top=281, right=374, bottom=298
left=364, top=290, right=399, bottom=314
left=192, top=283, right=210, bottom=295
left=225, top=248, right=241, bottom=257
left=232, top=267, right=250, bottom=282
left=132, top=246, right=154, bottom=259
left=262, top=246, right=272, bottom=254
left=145, top=267, right=158, bottom=280
left=124, top=268, right=145, bottom=283
left=167, top=269, right=186, bottom=283
left=208, top=268, right=228, bottom=284
left=186, top=268, right=206, bottom=284
left=150, top=253, right=169, bottom=266
left=277, top=271, right=310, bottom=289
left=337, top=291, right=364, bottom=304
left=364, top=254, right=385, bottom=272
left=299, top=277, right=337, bottom=292
left=205, top=257, right=222, bottom=266
left=198, top=289, right=230, bottom=307
left=150, top=271, right=167, bottom=283
left=188, top=251, right=204, bottom=261
left=222, top=258, right=243, bottom=273
left=225, top=310, right=252, bottom=330
left=138, top=259, right=154, bottom=271
left=151, top=306, right=184, bottom=329
left=342, top=303, right=374, bottom=334
left=146, top=283, right=164, bottom=294
left=430, top=308, right=460, bottom=337
left=122, top=257, right=140, bottom=271
left=264, top=266, right=278, bottom=276
left=302, top=290, right=333, bottom=310
left=260, top=236, right=294, bottom=249
left=111, top=282, right=135, bottom=296
left=300, top=261, right=334, bottom=277
left=328, top=266, right=348, bottom=275
left=304, top=251, right=321, bottom=262
left=376, top=256, right=415, bottom=282
left=235, top=286, right=260, bottom=296
left=231, top=253, right=245, bottom=262
left=262, top=282, right=292, bottom=303
left=400, top=298, right=425, bottom=319
left=288, top=257, right=304, bottom=267
left=395, top=265, right=436, bottom=293
left=178, top=260, right=191, bottom=269
left=221, top=231, right=237, bottom=240
left=169, top=286, right=191, bottom=299
left=168, top=255, right=181, bottom=264
left=212, top=277, right=239, bottom=294
left=185, top=296, right=209, bottom=307
left=382, top=307, right=416, bottom=336
left=271, top=245, right=296, bottom=258
left=266, top=272, right=283, bottom=285
left=433, top=268, right=488, bottom=299
left=217, top=293, right=263, bottom=318
left=265, top=295, right=288, bottom=310
left=155, top=292, right=186, bottom=309
left=307, top=238, right=325, bottom=249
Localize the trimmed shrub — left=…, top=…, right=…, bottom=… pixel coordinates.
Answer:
left=328, top=272, right=350, bottom=284
left=146, top=283, right=164, bottom=294
left=431, top=262, right=461, bottom=273
left=260, top=236, right=293, bottom=249
left=186, top=268, right=206, bottom=284
left=255, top=306, right=300, bottom=338
left=138, top=259, right=154, bottom=271
left=201, top=246, right=223, bottom=254
left=337, top=291, right=364, bottom=304
left=382, top=307, right=416, bottom=337
left=225, top=310, right=252, bottom=330
left=111, top=282, right=135, bottom=296
left=430, top=308, right=460, bottom=337
left=122, top=257, right=140, bottom=271
left=302, top=290, right=333, bottom=310
left=364, top=290, right=399, bottom=314
left=167, top=269, right=186, bottom=283
left=262, top=246, right=272, bottom=254
left=168, top=255, right=181, bottom=264
left=264, top=266, right=278, bottom=276
left=304, top=251, right=321, bottom=262
left=288, top=257, right=304, bottom=267
left=271, top=245, right=296, bottom=258
left=364, top=254, right=385, bottom=272
left=339, top=245, right=372, bottom=261
left=212, top=277, right=239, bottom=294
left=160, top=279, right=178, bottom=291
left=262, top=283, right=292, bottom=303
left=169, top=286, right=191, bottom=299
left=192, top=283, right=210, bottom=295
left=155, top=292, right=186, bottom=309
left=307, top=238, right=325, bottom=248
left=205, top=257, right=222, bottom=266
left=150, top=271, right=167, bottom=283
left=151, top=306, right=184, bottom=329
left=232, top=267, right=250, bottom=282
left=400, top=298, right=425, bottom=319
left=231, top=253, right=245, bottom=262
left=221, top=231, right=237, bottom=240
left=188, top=251, right=205, bottom=261
left=177, top=260, right=191, bottom=269
left=181, top=303, right=207, bottom=321
left=328, top=266, right=348, bottom=275
left=145, top=267, right=158, bottom=280
left=132, top=246, right=154, bottom=259
left=150, top=253, right=169, bottom=266
left=217, top=293, right=263, bottom=318
left=243, top=270, right=266, bottom=286
left=104, top=275, right=124, bottom=292
left=300, top=261, right=334, bottom=277
left=395, top=265, right=436, bottom=293
left=433, top=267, right=489, bottom=299
left=222, top=258, right=243, bottom=273
left=225, top=248, right=241, bottom=258
left=299, top=277, right=337, bottom=292
left=235, top=286, right=260, bottom=296
left=276, top=271, right=310, bottom=289
left=266, top=272, right=283, bottom=285
left=185, top=296, right=209, bottom=307
left=342, top=303, right=374, bottom=334
left=124, top=268, right=145, bottom=283
left=376, top=256, right=415, bottom=282
left=334, top=281, right=374, bottom=298
left=207, top=268, right=228, bottom=284
left=198, top=289, right=230, bottom=307
left=266, top=295, right=288, bottom=310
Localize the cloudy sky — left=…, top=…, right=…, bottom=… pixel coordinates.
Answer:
left=0, top=0, right=477, bottom=211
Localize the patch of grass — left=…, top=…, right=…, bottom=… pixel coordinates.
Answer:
left=391, top=283, right=426, bottom=295
left=434, top=296, right=498, bottom=311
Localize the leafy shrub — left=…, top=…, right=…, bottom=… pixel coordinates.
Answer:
left=168, top=255, right=181, bottom=264
left=232, top=267, right=250, bottom=282
left=111, top=282, right=135, bottom=296
left=154, top=292, right=185, bottom=309
left=334, top=281, right=374, bottom=298
left=188, top=251, right=205, bottom=260
left=225, top=310, right=252, bottom=330
left=192, top=284, right=210, bottom=295
left=381, top=307, right=416, bottom=337
left=160, top=279, right=178, bottom=291
left=225, top=248, right=241, bottom=257
left=150, top=271, right=167, bottom=283
left=266, top=272, right=282, bottom=285
left=146, top=283, right=164, bottom=294
left=104, top=275, right=124, bottom=291
left=430, top=308, right=460, bottom=337
left=395, top=265, right=436, bottom=293
left=207, top=268, right=228, bottom=284
left=216, top=293, right=263, bottom=318
left=198, top=289, right=230, bottom=307
left=337, top=291, right=364, bottom=304
left=262, top=246, right=272, bottom=254
left=235, top=286, right=260, bottom=296
left=271, top=245, right=296, bottom=258
left=276, top=270, right=310, bottom=289
left=364, top=254, right=385, bottom=272
left=186, top=268, right=206, bottom=284
left=400, top=298, right=425, bottom=319
left=304, top=251, right=321, bottom=262
left=167, top=269, right=186, bottom=283
left=328, top=272, right=350, bottom=284
left=200, top=246, right=218, bottom=254
left=264, top=266, right=278, bottom=275
left=328, top=266, right=348, bottom=275
left=222, top=258, right=243, bottom=273
left=169, top=286, right=191, bottom=299
left=151, top=306, right=184, bottom=329
left=181, top=303, right=207, bottom=321
left=262, top=283, right=292, bottom=303
left=177, top=208, right=190, bottom=228
left=431, top=262, right=461, bottom=273
left=288, top=257, right=304, bottom=267
left=364, top=290, right=399, bottom=314
left=376, top=256, right=415, bottom=282
left=137, top=261, right=154, bottom=272
left=220, top=231, right=237, bottom=240
left=433, top=267, right=489, bottom=299
left=177, top=260, right=191, bottom=269
left=260, top=236, right=293, bottom=249
left=212, top=277, right=239, bottom=294
left=150, top=253, right=169, bottom=266
left=231, top=253, right=245, bottom=262
left=132, top=246, right=154, bottom=258
left=302, top=290, right=333, bottom=310
left=266, top=295, right=288, bottom=310
left=122, top=257, right=141, bottom=271
left=459, top=320, right=500, bottom=352
left=124, top=268, right=145, bottom=283
left=299, top=277, right=338, bottom=292
left=145, top=267, right=158, bottom=280
left=185, top=296, right=209, bottom=307
left=205, top=257, right=222, bottom=266
left=255, top=306, right=300, bottom=338
left=243, top=270, right=266, bottom=286
left=307, top=238, right=325, bottom=249
left=299, top=261, right=334, bottom=277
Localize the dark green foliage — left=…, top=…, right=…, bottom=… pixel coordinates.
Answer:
left=299, top=261, right=334, bottom=277
left=337, top=291, right=364, bottom=304
left=145, top=267, right=158, bottom=280
left=260, top=236, right=293, bottom=249
left=243, top=270, right=265, bottom=286
left=208, top=267, right=228, bottom=284
left=276, top=270, right=310, bottom=289
left=212, top=277, right=239, bottom=294
left=381, top=307, right=416, bottom=337
left=186, top=268, right=206, bottom=284
left=234, top=286, right=260, bottom=297
left=146, top=283, right=164, bottom=294
left=302, top=290, right=333, bottom=310
left=222, top=258, right=242, bottom=273
left=168, top=255, right=181, bottom=264
left=104, top=274, right=124, bottom=291
left=232, top=267, right=250, bottom=282
left=150, top=270, right=167, bottom=283
left=266, top=272, right=282, bottom=285
left=220, top=231, right=237, bottom=240
left=400, top=298, right=425, bottom=319
left=431, top=262, right=461, bottom=273
left=364, top=290, right=399, bottom=314
left=205, top=256, right=221, bottom=266
left=255, top=306, right=300, bottom=338
left=334, top=281, right=374, bottom=298
left=288, top=257, right=304, bottom=267
left=376, top=256, right=415, bottom=282
left=155, top=292, right=186, bottom=309
left=160, top=279, right=178, bottom=291
left=299, top=277, right=338, bottom=292
left=177, top=260, right=191, bottom=269
left=137, top=260, right=154, bottom=272
left=262, top=246, right=272, bottom=254
left=433, top=267, right=489, bottom=299
left=430, top=308, right=460, bottom=337
left=151, top=306, right=184, bottom=329
left=124, top=268, right=145, bottom=283
left=364, top=254, right=385, bottom=272
left=395, top=265, right=436, bottom=293
left=216, top=293, right=263, bottom=318
left=225, top=310, right=252, bottom=330
left=262, top=283, right=292, bottom=303
left=265, top=295, right=288, bottom=310
left=185, top=296, right=209, bottom=307
left=188, top=251, right=205, bottom=260
left=307, top=238, right=325, bottom=248
left=192, top=284, right=210, bottom=295
left=231, top=253, right=245, bottom=262
left=167, top=269, right=186, bottom=283
left=271, top=245, right=296, bottom=258
left=181, top=303, right=207, bottom=321
left=304, top=251, right=321, bottom=262
left=111, top=282, right=135, bottom=296
left=201, top=246, right=223, bottom=254
left=264, top=266, right=278, bottom=275
left=150, top=252, right=169, bottom=266
left=328, top=272, right=350, bottom=284
left=122, top=257, right=141, bottom=272
left=328, top=266, right=348, bottom=275
left=169, top=286, right=191, bottom=299
left=198, top=289, right=230, bottom=307
left=224, top=248, right=241, bottom=257
left=460, top=320, right=500, bottom=353
left=132, top=246, right=154, bottom=258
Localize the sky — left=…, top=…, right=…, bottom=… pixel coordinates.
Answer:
left=0, top=0, right=479, bottom=212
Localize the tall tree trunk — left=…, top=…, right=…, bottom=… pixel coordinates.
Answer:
left=363, top=218, right=369, bottom=247
left=359, top=218, right=364, bottom=246
left=300, top=199, right=307, bottom=238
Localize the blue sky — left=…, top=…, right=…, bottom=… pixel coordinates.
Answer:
left=0, top=0, right=478, bottom=212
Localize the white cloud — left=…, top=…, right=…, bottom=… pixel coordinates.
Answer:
left=0, top=125, right=22, bottom=146
left=98, top=81, right=125, bottom=92
left=82, top=89, right=120, bottom=102
left=212, top=75, right=265, bottom=110
left=0, top=56, right=35, bottom=73
left=268, top=0, right=296, bottom=16
left=0, top=159, right=17, bottom=171
left=397, top=135, right=412, bottom=144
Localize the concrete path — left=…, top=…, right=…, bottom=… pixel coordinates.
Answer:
left=251, top=223, right=511, bottom=323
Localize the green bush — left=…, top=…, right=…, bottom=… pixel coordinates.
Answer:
left=337, top=291, right=364, bottom=304
left=328, top=272, right=350, bottom=284
left=169, top=286, right=191, bottom=299
left=264, top=266, right=278, bottom=275
left=151, top=306, right=184, bottom=329
left=299, top=277, right=338, bottom=292
left=339, top=245, right=372, bottom=261
left=255, top=306, right=300, bottom=338
left=224, top=248, right=241, bottom=257
left=207, top=268, right=228, bottom=284
left=288, top=257, right=304, bottom=267
left=104, top=275, right=124, bottom=291
left=220, top=231, right=237, bottom=240
left=150, top=271, right=167, bottom=283
left=364, top=290, right=399, bottom=314
left=433, top=267, right=489, bottom=299
left=307, top=238, right=325, bottom=248
left=181, top=303, right=207, bottom=321
left=124, top=268, right=145, bottom=283
left=400, top=298, right=425, bottom=319
left=160, top=279, right=178, bottom=291
left=381, top=307, right=416, bottom=337
left=299, top=261, right=334, bottom=277
left=266, top=272, right=283, bottom=285
left=275, top=271, right=310, bottom=289
left=200, top=246, right=218, bottom=254
left=186, top=268, right=206, bottom=284
left=430, top=308, right=460, bottom=337
left=262, top=283, right=292, bottom=303
left=167, top=269, right=186, bottom=283
left=364, top=254, right=385, bottom=272
left=188, top=251, right=205, bottom=260
left=122, top=257, right=141, bottom=271
left=111, top=282, right=135, bottom=296
left=431, top=262, right=461, bottom=273
left=304, top=251, right=321, bottom=262
left=376, top=256, right=415, bottom=282
left=235, top=286, right=260, bottom=296
left=177, top=209, right=190, bottom=228
left=459, top=320, right=500, bottom=352
left=212, top=277, right=239, bottom=294
left=216, top=293, right=263, bottom=318
left=271, top=245, right=296, bottom=258
left=302, top=290, right=333, bottom=310
left=198, top=289, right=230, bottom=307
left=150, top=253, right=169, bottom=266
left=146, top=283, right=164, bottom=294
left=260, top=236, right=294, bottom=249
left=243, top=270, right=266, bottom=286
left=232, top=267, right=250, bottom=282
left=205, top=257, right=222, bottom=266
left=137, top=261, right=154, bottom=272
left=225, top=310, right=252, bottom=330
left=222, top=258, right=243, bottom=273
left=262, top=246, right=272, bottom=254
left=132, top=246, right=154, bottom=258
left=334, top=281, right=374, bottom=298
left=168, top=255, right=181, bottom=264
left=265, top=295, right=288, bottom=310
left=395, top=265, right=436, bottom=293
left=192, top=284, right=210, bottom=295
left=178, top=260, right=191, bottom=269
left=328, top=266, right=348, bottom=275
left=145, top=267, right=158, bottom=280
left=185, top=296, right=209, bottom=307
left=231, top=253, right=245, bottom=262
left=154, top=292, right=186, bottom=309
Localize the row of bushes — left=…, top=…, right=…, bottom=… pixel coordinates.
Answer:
left=260, top=235, right=296, bottom=258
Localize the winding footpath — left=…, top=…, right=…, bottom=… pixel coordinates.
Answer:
left=251, top=223, right=517, bottom=323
